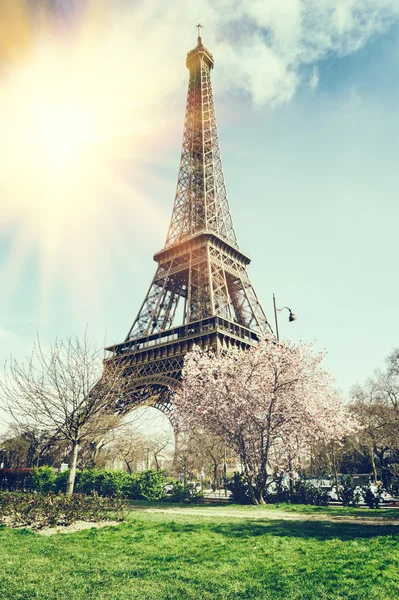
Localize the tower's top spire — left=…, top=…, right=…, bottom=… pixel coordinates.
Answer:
left=187, top=23, right=214, bottom=70
left=196, top=23, right=203, bottom=45
left=165, top=26, right=236, bottom=250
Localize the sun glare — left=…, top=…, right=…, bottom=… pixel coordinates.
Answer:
left=0, top=1, right=179, bottom=317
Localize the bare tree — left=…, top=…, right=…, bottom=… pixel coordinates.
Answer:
left=0, top=333, right=124, bottom=495
left=350, top=369, right=399, bottom=488
left=0, top=425, right=53, bottom=468
left=99, top=429, right=149, bottom=473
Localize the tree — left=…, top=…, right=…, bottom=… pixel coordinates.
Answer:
left=172, top=431, right=203, bottom=485
left=350, top=354, right=399, bottom=488
left=174, top=340, right=355, bottom=504
left=0, top=333, right=124, bottom=495
left=0, top=425, right=54, bottom=468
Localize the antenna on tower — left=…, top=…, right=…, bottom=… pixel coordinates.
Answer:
left=196, top=23, right=203, bottom=45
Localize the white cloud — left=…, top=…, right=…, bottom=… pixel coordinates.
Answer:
left=10, top=0, right=399, bottom=109
left=52, top=0, right=397, bottom=108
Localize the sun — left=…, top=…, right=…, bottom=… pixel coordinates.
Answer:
left=0, top=1, right=177, bottom=317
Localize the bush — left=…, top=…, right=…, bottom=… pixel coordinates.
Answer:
left=163, top=481, right=204, bottom=504
left=288, top=480, right=330, bottom=506
left=0, top=468, right=34, bottom=491
left=0, top=491, right=127, bottom=530
left=226, top=473, right=252, bottom=504
left=54, top=469, right=69, bottom=493
left=361, top=484, right=383, bottom=509
left=52, top=468, right=167, bottom=500
left=3, top=466, right=184, bottom=502
left=31, top=466, right=57, bottom=493
left=338, top=475, right=359, bottom=507
left=135, top=470, right=166, bottom=500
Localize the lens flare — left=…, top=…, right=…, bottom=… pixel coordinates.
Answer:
left=0, top=0, right=180, bottom=318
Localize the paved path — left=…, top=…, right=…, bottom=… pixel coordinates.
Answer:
left=130, top=506, right=399, bottom=526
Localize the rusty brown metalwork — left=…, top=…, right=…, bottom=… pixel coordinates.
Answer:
left=104, top=33, right=272, bottom=426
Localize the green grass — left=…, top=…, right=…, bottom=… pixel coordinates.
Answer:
left=129, top=499, right=399, bottom=519
left=1, top=506, right=399, bottom=599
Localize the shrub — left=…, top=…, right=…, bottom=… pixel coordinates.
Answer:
left=163, top=481, right=204, bottom=503
left=54, top=469, right=69, bottom=493
left=52, top=468, right=167, bottom=500
left=4, top=466, right=172, bottom=501
left=0, top=468, right=34, bottom=491
left=288, top=480, right=330, bottom=506
left=0, top=491, right=127, bottom=530
left=339, top=475, right=356, bottom=507
left=136, top=470, right=166, bottom=500
left=226, top=473, right=252, bottom=504
left=31, top=466, right=57, bottom=493
left=361, top=484, right=383, bottom=509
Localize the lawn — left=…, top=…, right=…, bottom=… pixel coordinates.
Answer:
left=1, top=504, right=399, bottom=599
left=129, top=499, right=399, bottom=519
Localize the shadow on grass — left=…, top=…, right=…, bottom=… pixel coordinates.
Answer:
left=139, top=518, right=399, bottom=542
left=212, top=519, right=399, bottom=541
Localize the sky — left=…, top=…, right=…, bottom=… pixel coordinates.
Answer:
left=1, top=0, right=399, bottom=434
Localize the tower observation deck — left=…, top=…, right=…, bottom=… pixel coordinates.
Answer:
left=104, top=31, right=272, bottom=425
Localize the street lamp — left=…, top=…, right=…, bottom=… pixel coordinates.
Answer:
left=273, top=294, right=297, bottom=341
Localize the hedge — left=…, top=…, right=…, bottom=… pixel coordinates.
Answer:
left=32, top=466, right=168, bottom=500
left=0, top=468, right=34, bottom=491
left=1, top=467, right=202, bottom=503
left=0, top=491, right=127, bottom=529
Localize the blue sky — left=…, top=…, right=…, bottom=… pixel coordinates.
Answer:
left=1, top=1, right=399, bottom=432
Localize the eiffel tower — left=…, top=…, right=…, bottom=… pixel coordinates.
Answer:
left=105, top=29, right=272, bottom=425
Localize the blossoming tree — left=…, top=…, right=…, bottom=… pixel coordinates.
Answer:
left=174, top=339, right=355, bottom=504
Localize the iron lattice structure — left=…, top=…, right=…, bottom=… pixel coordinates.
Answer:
left=105, top=33, right=273, bottom=427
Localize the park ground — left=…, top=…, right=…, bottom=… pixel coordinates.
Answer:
left=1, top=502, right=399, bottom=600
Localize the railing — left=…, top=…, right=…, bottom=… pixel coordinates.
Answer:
left=105, top=316, right=259, bottom=359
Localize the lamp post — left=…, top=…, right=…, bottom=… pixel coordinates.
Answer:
left=273, top=294, right=297, bottom=341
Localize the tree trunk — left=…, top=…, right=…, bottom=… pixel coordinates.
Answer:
left=66, top=441, right=79, bottom=496
left=257, top=491, right=266, bottom=504
left=331, top=445, right=339, bottom=496
left=375, top=448, right=388, bottom=488
left=247, top=477, right=259, bottom=505
left=288, top=457, right=294, bottom=497
left=124, top=459, right=132, bottom=474
left=370, top=447, right=378, bottom=483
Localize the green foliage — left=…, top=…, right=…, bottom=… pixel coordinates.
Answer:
left=361, top=483, right=383, bottom=509
left=31, top=466, right=57, bottom=493
left=339, top=474, right=361, bottom=507
left=135, top=469, right=167, bottom=500
left=163, top=481, right=204, bottom=503
left=226, top=473, right=252, bottom=504
left=266, top=477, right=330, bottom=506
left=10, top=467, right=202, bottom=503
left=0, top=492, right=127, bottom=530
left=53, top=468, right=167, bottom=500
left=227, top=473, right=330, bottom=505
left=288, top=480, right=330, bottom=506
left=53, top=469, right=69, bottom=493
